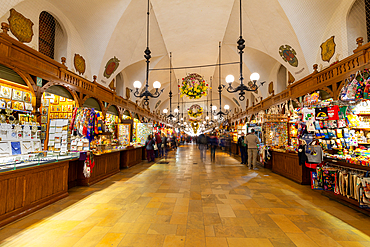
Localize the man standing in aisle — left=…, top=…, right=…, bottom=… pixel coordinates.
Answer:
left=237, top=132, right=247, bottom=165
left=245, top=129, right=260, bottom=169
left=155, top=131, right=162, bottom=158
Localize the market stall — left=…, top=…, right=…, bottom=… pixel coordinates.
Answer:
left=0, top=67, right=80, bottom=227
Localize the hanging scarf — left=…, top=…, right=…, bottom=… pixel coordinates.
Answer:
left=69, top=107, right=78, bottom=131
left=87, top=108, right=95, bottom=142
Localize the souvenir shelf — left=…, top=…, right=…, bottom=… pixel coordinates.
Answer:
left=263, top=115, right=288, bottom=149
left=117, top=124, right=131, bottom=146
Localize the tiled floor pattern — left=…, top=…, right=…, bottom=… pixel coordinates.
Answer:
left=1, top=144, right=370, bottom=246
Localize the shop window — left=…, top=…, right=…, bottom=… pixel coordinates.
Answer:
left=39, top=11, right=67, bottom=61
left=276, top=65, right=287, bottom=94
left=347, top=0, right=368, bottom=54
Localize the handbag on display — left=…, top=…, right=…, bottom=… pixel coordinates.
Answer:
left=300, top=133, right=314, bottom=145
left=305, top=140, right=323, bottom=164
left=11, top=141, right=21, bottom=155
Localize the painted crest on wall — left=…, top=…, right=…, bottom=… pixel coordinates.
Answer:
left=232, top=97, right=240, bottom=107
left=321, top=36, right=336, bottom=63
left=103, top=56, right=120, bottom=78
left=74, top=54, right=86, bottom=75
left=8, top=9, right=34, bottom=43
left=279, top=45, right=298, bottom=67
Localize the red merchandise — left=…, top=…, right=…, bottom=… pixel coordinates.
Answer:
left=327, top=105, right=339, bottom=120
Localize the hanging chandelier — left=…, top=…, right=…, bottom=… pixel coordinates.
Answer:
left=224, top=0, right=265, bottom=101
left=131, top=0, right=164, bottom=106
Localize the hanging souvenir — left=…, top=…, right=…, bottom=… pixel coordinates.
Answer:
left=0, top=86, right=12, bottom=99
left=12, top=90, right=23, bottom=101
left=23, top=92, right=32, bottom=103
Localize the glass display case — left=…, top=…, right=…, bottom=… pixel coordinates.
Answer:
left=90, top=132, right=112, bottom=153
left=0, top=151, right=80, bottom=173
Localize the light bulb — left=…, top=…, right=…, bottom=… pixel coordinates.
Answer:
left=226, top=74, right=234, bottom=84
left=224, top=105, right=230, bottom=110
left=173, top=117, right=177, bottom=121
left=153, top=81, right=161, bottom=89
left=174, top=108, right=179, bottom=113
left=250, top=72, right=260, bottom=82
left=181, top=118, right=184, bottom=121
left=214, top=116, right=218, bottom=119
left=163, top=109, right=168, bottom=114
left=212, top=105, right=217, bottom=111
left=203, top=121, right=206, bottom=124
left=133, top=81, right=142, bottom=89
left=206, top=116, right=209, bottom=120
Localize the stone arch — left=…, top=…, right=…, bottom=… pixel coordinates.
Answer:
left=347, top=0, right=367, bottom=53
left=81, top=96, right=104, bottom=112
left=42, top=82, right=79, bottom=106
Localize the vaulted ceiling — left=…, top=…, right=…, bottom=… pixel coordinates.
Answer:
left=0, top=0, right=359, bottom=115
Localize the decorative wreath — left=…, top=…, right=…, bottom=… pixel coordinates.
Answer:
left=180, top=73, right=208, bottom=99
left=188, top=105, right=203, bottom=118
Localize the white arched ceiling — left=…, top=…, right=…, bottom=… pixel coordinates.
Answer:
left=1, top=0, right=362, bottom=111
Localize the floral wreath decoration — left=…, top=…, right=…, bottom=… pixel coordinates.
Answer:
left=188, top=107, right=203, bottom=118
left=179, top=73, right=208, bottom=99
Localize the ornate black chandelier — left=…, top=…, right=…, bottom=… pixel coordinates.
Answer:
left=224, top=0, right=265, bottom=101
left=131, top=0, right=163, bottom=106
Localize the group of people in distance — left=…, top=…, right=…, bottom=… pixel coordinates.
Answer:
left=144, top=132, right=177, bottom=162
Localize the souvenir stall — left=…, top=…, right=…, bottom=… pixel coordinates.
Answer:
left=263, top=106, right=312, bottom=184
left=305, top=71, right=370, bottom=214
left=0, top=68, right=78, bottom=228
left=67, top=98, right=119, bottom=187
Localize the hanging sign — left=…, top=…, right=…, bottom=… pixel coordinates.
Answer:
left=36, top=77, right=42, bottom=87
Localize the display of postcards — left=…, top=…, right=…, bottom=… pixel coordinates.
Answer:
left=17, top=131, right=23, bottom=139
left=0, top=99, right=5, bottom=108
left=41, top=124, right=46, bottom=132
left=6, top=100, right=11, bottom=109
left=17, top=101, right=24, bottom=111
left=49, top=98, right=54, bottom=104
left=62, top=105, right=68, bottom=112
left=67, top=113, right=72, bottom=118
left=41, top=116, right=47, bottom=123
left=23, top=92, right=32, bottom=103
left=56, top=105, right=61, bottom=112
left=24, top=102, right=32, bottom=111
left=59, top=113, right=64, bottom=118
left=67, top=105, right=73, bottom=112
left=12, top=90, right=23, bottom=101
left=41, top=107, right=48, bottom=115
left=42, top=98, right=49, bottom=106
left=0, top=86, right=12, bottom=99
left=53, top=96, right=59, bottom=104
left=60, top=97, right=65, bottom=102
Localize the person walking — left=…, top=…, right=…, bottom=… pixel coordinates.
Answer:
left=155, top=131, right=162, bottom=158
left=208, top=132, right=218, bottom=162
left=145, top=134, right=155, bottom=162
left=237, top=132, right=247, bottom=165
left=245, top=129, right=260, bottom=169
left=161, top=133, right=167, bottom=158
left=198, top=133, right=207, bottom=162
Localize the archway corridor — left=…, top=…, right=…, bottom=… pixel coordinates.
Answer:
left=1, top=145, right=370, bottom=247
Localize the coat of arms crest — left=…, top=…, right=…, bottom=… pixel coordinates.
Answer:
left=279, top=45, right=298, bottom=67
left=8, top=9, right=34, bottom=43
left=104, top=56, right=120, bottom=79
left=74, top=54, right=86, bottom=75
left=321, top=36, right=336, bottom=63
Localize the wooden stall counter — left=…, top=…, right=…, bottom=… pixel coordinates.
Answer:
left=120, top=146, right=145, bottom=169
left=0, top=160, right=70, bottom=228
left=231, top=142, right=239, bottom=156
left=69, top=151, right=120, bottom=187
left=271, top=150, right=311, bottom=185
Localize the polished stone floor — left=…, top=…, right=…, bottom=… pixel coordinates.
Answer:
left=1, top=144, right=370, bottom=247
